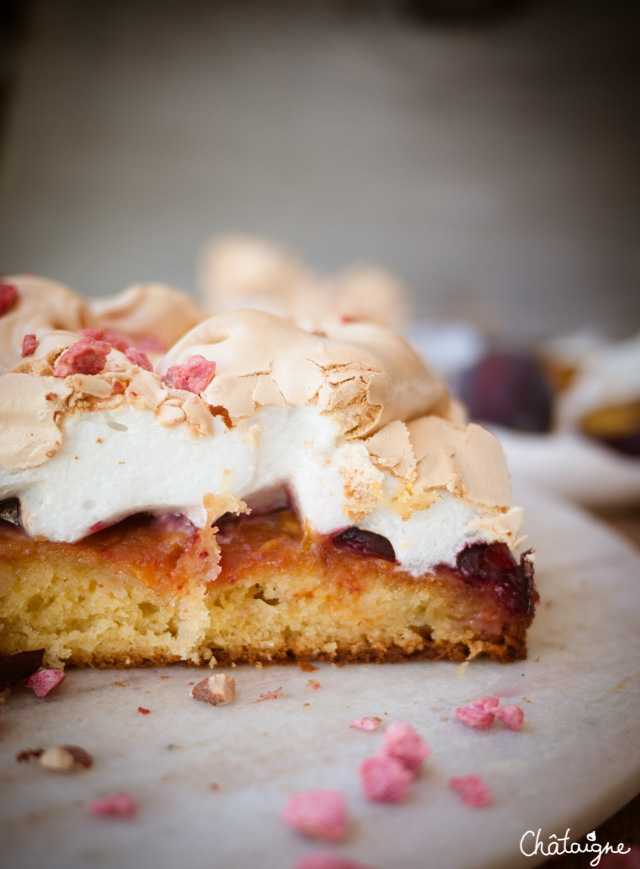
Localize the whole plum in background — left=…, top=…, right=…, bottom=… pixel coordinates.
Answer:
left=456, top=350, right=555, bottom=433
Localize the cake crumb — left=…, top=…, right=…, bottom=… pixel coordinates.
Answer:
left=307, top=679, right=321, bottom=691
left=190, top=674, right=236, bottom=706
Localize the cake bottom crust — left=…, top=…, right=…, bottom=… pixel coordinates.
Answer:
left=0, top=511, right=535, bottom=668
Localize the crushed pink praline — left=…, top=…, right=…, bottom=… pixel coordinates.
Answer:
left=21, top=333, right=39, bottom=357
left=455, top=697, right=524, bottom=731
left=295, top=854, right=377, bottom=869
left=79, top=327, right=130, bottom=352
left=161, top=354, right=216, bottom=394
left=88, top=792, right=137, bottom=817
left=125, top=347, right=153, bottom=371
left=0, top=282, right=18, bottom=316
left=53, top=337, right=111, bottom=377
left=350, top=718, right=381, bottom=732
left=282, top=789, right=348, bottom=842
left=360, top=755, right=413, bottom=803
left=377, top=721, right=430, bottom=772
left=449, top=774, right=493, bottom=807
left=494, top=705, right=524, bottom=730
left=25, top=668, right=66, bottom=697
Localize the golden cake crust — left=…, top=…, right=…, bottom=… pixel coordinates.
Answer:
left=0, top=510, right=535, bottom=669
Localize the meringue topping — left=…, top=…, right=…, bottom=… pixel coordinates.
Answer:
left=0, top=279, right=522, bottom=575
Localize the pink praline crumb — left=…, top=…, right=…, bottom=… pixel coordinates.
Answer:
left=449, top=774, right=493, bottom=807
left=161, top=355, right=216, bottom=394
left=0, top=282, right=18, bottom=316
left=295, top=853, right=377, bottom=869
left=89, top=792, right=137, bottom=817
left=454, top=706, right=496, bottom=730
left=125, top=347, right=153, bottom=371
left=282, top=790, right=348, bottom=842
left=79, top=328, right=130, bottom=352
left=25, top=668, right=66, bottom=698
left=137, top=336, right=166, bottom=353
left=360, top=755, right=413, bottom=804
left=378, top=721, right=430, bottom=772
left=21, top=333, right=39, bottom=357
left=493, top=705, right=524, bottom=730
left=350, top=718, right=381, bottom=732
left=53, top=337, right=111, bottom=377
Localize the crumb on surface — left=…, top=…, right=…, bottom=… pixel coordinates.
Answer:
left=350, top=717, right=381, bottom=732
left=40, top=745, right=93, bottom=772
left=449, top=774, right=493, bottom=807
left=25, top=668, right=66, bottom=698
left=360, top=755, right=413, bottom=803
left=377, top=721, right=430, bottom=772
left=88, top=792, right=137, bottom=818
left=282, top=789, right=348, bottom=842
left=190, top=673, right=236, bottom=706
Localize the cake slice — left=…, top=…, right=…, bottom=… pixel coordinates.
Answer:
left=0, top=277, right=535, bottom=668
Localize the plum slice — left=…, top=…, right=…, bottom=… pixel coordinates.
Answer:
left=331, top=527, right=396, bottom=562
left=457, top=350, right=554, bottom=433
left=455, top=542, right=534, bottom=616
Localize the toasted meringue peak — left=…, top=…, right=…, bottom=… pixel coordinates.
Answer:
left=0, top=275, right=98, bottom=373
left=0, top=373, right=72, bottom=469
left=408, top=416, right=512, bottom=507
left=0, top=274, right=524, bottom=572
left=365, top=420, right=417, bottom=481
left=89, top=283, right=206, bottom=351
left=198, top=234, right=408, bottom=330
left=199, top=235, right=308, bottom=315
left=158, top=309, right=448, bottom=437
left=317, top=264, right=409, bottom=330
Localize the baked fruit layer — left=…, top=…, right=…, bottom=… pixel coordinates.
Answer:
left=0, top=509, right=535, bottom=668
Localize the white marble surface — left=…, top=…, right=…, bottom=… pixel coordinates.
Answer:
left=497, top=428, right=640, bottom=509
left=1, top=485, right=639, bottom=869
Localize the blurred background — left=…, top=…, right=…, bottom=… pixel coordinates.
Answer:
left=0, top=0, right=638, bottom=341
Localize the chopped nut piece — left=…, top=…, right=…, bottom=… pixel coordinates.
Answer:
left=39, top=745, right=94, bottom=772
left=16, top=748, right=44, bottom=762
left=190, top=673, right=236, bottom=706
